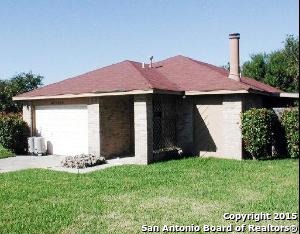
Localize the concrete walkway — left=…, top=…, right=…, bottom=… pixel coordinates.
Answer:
left=0, top=155, right=138, bottom=174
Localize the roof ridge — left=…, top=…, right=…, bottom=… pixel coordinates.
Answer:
left=126, top=61, right=154, bottom=89
left=19, top=61, right=131, bottom=94
left=184, top=56, right=252, bottom=90
left=61, top=60, right=144, bottom=83
left=15, top=55, right=283, bottom=99
left=158, top=55, right=230, bottom=76
left=23, top=60, right=149, bottom=96
left=184, top=56, right=280, bottom=92
left=129, top=60, right=181, bottom=91
left=185, top=57, right=228, bottom=76
left=187, top=57, right=279, bottom=92
left=150, top=68, right=181, bottom=91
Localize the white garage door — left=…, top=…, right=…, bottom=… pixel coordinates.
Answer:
left=35, top=105, right=88, bottom=156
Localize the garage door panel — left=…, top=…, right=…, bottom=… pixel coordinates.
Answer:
left=35, top=105, right=88, bottom=156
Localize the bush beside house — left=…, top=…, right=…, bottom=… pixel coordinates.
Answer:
left=241, top=107, right=299, bottom=159
left=0, top=113, right=30, bottom=154
left=241, top=108, right=275, bottom=159
left=0, top=72, right=42, bottom=158
left=281, top=108, right=299, bottom=158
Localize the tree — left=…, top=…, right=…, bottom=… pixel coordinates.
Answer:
left=265, top=50, right=295, bottom=92
left=242, top=53, right=267, bottom=82
left=241, top=35, right=299, bottom=92
left=283, top=35, right=299, bottom=90
left=0, top=72, right=43, bottom=113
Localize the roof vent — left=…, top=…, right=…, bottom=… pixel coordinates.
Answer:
left=142, top=62, right=145, bottom=68
left=149, top=56, right=153, bottom=68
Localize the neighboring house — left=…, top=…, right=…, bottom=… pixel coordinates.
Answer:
left=13, top=34, right=298, bottom=163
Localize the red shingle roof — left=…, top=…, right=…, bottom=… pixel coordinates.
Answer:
left=16, top=55, right=281, bottom=98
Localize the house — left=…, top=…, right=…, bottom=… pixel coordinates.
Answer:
left=13, top=33, right=298, bottom=163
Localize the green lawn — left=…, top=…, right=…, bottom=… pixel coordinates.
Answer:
left=0, top=144, right=14, bottom=159
left=0, top=158, right=298, bottom=233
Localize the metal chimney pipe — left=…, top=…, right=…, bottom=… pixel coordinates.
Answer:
left=149, top=56, right=153, bottom=68
left=228, top=33, right=241, bottom=81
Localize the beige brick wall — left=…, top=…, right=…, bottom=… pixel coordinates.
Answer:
left=88, top=98, right=101, bottom=156
left=222, top=95, right=243, bottom=159
left=100, top=96, right=134, bottom=159
left=22, top=104, right=34, bottom=136
left=22, top=93, right=261, bottom=161
left=193, top=95, right=223, bottom=157
left=134, top=94, right=153, bottom=164
left=191, top=94, right=245, bottom=160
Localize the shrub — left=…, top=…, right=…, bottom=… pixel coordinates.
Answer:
left=0, top=144, right=15, bottom=159
left=281, top=108, right=299, bottom=158
left=241, top=108, right=276, bottom=159
left=271, top=113, right=288, bottom=158
left=0, top=112, right=30, bottom=154
left=61, top=154, right=106, bottom=169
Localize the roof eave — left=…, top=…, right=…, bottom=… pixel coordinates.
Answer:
left=185, top=89, right=249, bottom=95
left=247, top=88, right=274, bottom=96
left=13, top=89, right=155, bottom=101
left=248, top=89, right=299, bottom=99
left=279, top=92, right=299, bottom=98
left=153, top=89, right=183, bottom=95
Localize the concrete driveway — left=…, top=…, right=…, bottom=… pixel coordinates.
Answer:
left=0, top=155, right=137, bottom=174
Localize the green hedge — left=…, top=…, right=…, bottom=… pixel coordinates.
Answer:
left=241, top=108, right=276, bottom=159
left=0, top=113, right=30, bottom=154
left=281, top=108, right=299, bottom=158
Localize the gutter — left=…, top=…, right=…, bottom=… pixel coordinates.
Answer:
left=13, top=90, right=154, bottom=101
left=185, top=90, right=249, bottom=95
left=279, top=92, right=299, bottom=98
left=13, top=89, right=183, bottom=101
left=12, top=88, right=299, bottom=101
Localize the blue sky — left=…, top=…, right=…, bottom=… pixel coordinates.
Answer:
left=0, top=0, right=298, bottom=84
